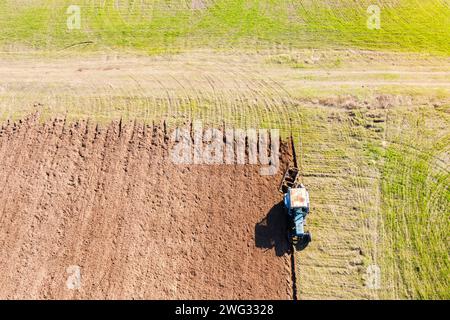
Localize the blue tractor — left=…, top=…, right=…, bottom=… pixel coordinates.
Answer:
left=280, top=167, right=312, bottom=250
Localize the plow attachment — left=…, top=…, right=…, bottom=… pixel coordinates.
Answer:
left=279, top=166, right=300, bottom=194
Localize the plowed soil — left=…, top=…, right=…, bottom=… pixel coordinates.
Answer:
left=0, top=114, right=293, bottom=299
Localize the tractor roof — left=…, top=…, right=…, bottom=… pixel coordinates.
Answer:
left=289, top=187, right=309, bottom=208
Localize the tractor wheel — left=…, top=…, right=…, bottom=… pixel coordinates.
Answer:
left=295, top=232, right=312, bottom=251
left=305, top=232, right=312, bottom=243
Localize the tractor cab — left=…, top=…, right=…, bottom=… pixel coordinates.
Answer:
left=284, top=186, right=309, bottom=215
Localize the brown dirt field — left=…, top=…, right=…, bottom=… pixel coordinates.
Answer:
left=0, top=114, right=293, bottom=299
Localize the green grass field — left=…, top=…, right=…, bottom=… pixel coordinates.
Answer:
left=0, top=0, right=449, bottom=54
left=367, top=107, right=449, bottom=299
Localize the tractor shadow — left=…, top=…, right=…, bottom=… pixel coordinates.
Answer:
left=255, top=201, right=291, bottom=256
